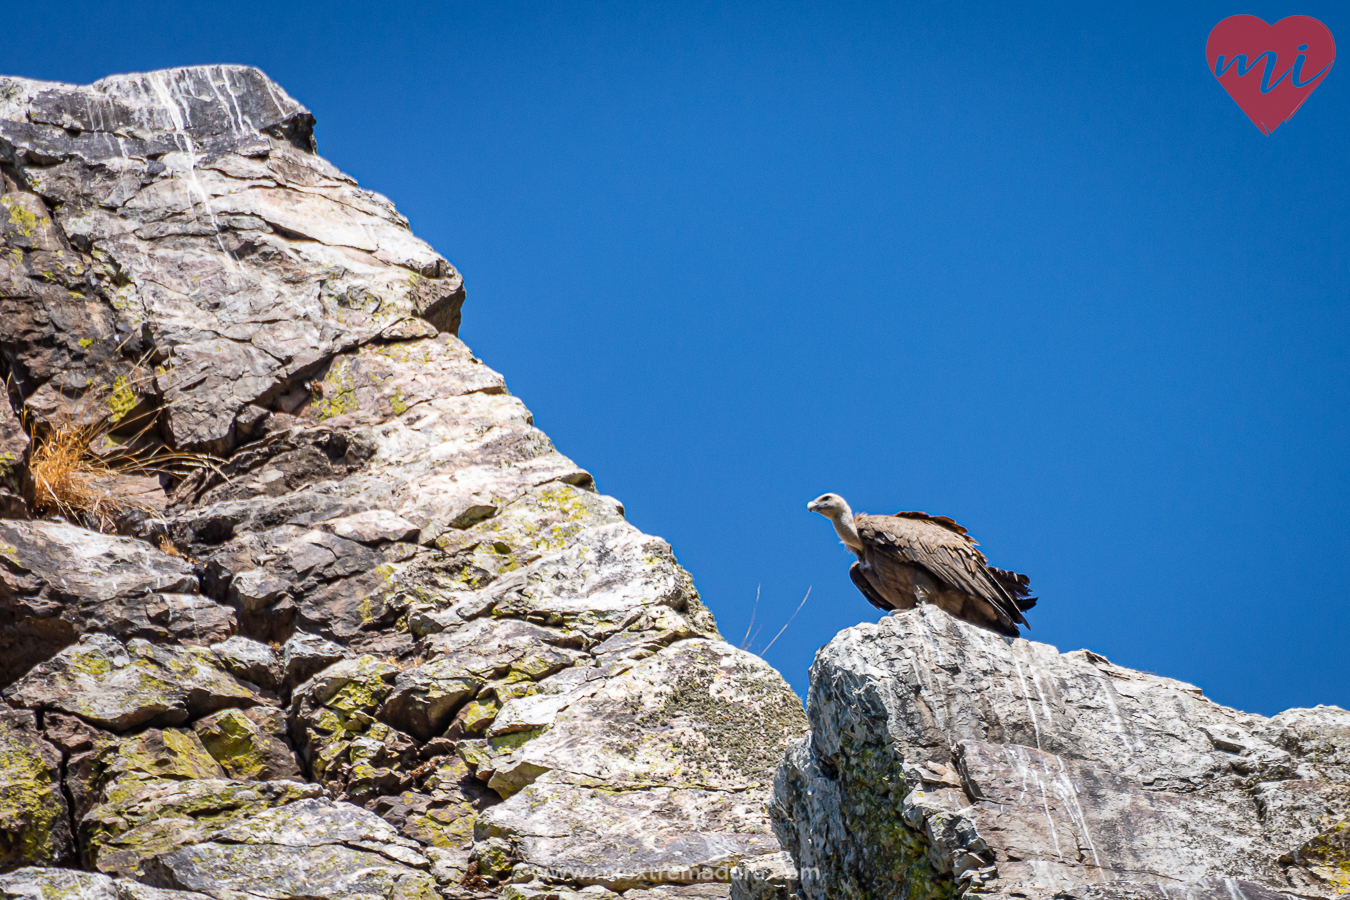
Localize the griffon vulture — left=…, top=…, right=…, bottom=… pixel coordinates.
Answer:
left=807, top=493, right=1035, bottom=636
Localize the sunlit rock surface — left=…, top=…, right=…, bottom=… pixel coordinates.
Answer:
left=0, top=65, right=805, bottom=899
left=769, top=605, right=1350, bottom=900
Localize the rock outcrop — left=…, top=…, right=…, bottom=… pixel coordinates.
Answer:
left=0, top=65, right=805, bottom=900
left=770, top=606, right=1350, bottom=900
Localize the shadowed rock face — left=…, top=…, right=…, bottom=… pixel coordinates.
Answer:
left=769, top=606, right=1350, bottom=900
left=0, top=65, right=806, bottom=900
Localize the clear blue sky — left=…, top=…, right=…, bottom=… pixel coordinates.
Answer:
left=5, top=1, right=1346, bottom=717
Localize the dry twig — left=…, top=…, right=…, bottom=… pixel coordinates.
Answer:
left=760, top=586, right=812, bottom=656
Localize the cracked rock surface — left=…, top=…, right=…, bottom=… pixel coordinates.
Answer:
left=0, top=65, right=805, bottom=900
left=769, top=605, right=1350, bottom=900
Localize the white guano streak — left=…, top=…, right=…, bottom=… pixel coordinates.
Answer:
left=145, top=70, right=234, bottom=262
left=1052, top=755, right=1103, bottom=874
left=1005, top=744, right=1064, bottom=859
left=1011, top=655, right=1044, bottom=751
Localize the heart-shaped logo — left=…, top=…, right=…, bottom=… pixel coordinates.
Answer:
left=1206, top=15, right=1335, bottom=134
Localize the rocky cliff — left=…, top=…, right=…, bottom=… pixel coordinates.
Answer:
left=0, top=66, right=806, bottom=900
left=770, top=606, right=1350, bottom=900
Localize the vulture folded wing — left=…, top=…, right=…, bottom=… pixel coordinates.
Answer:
left=856, top=512, right=1029, bottom=628
left=848, top=562, right=893, bottom=612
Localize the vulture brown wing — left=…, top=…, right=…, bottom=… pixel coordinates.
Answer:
left=890, top=510, right=970, bottom=536
left=856, top=513, right=1029, bottom=628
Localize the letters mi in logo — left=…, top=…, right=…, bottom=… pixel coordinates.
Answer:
left=1207, top=15, right=1335, bottom=134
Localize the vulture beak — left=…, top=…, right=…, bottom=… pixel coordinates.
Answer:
left=806, top=500, right=822, bottom=514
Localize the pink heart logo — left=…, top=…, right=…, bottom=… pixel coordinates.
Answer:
left=1206, top=15, right=1335, bottom=134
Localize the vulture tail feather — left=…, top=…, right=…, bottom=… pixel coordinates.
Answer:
left=988, top=565, right=1037, bottom=611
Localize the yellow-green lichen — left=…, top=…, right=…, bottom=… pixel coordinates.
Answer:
left=328, top=679, right=388, bottom=717
left=2, top=196, right=44, bottom=238
left=314, top=357, right=358, bottom=420
left=0, top=716, right=68, bottom=866
left=67, top=650, right=115, bottom=678
left=459, top=698, right=501, bottom=736
left=488, top=728, right=545, bottom=753
left=812, top=733, right=960, bottom=900
left=473, top=838, right=515, bottom=879
left=404, top=805, right=476, bottom=849
left=106, top=375, right=136, bottom=423
left=357, top=594, right=381, bottom=626
left=96, top=729, right=224, bottom=806
left=194, top=710, right=275, bottom=780
left=1296, top=818, right=1350, bottom=891
left=80, top=778, right=318, bottom=873
left=373, top=341, right=436, bottom=366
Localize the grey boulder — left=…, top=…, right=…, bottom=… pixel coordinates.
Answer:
left=140, top=797, right=437, bottom=900
left=771, top=606, right=1350, bottom=900
left=0, top=868, right=210, bottom=900
left=479, top=640, right=806, bottom=888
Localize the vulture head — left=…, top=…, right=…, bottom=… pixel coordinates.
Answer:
left=807, top=493, right=850, bottom=519
left=808, top=492, right=865, bottom=555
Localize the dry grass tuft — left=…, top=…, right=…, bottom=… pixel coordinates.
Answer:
left=29, top=418, right=127, bottom=530
left=18, top=361, right=222, bottom=534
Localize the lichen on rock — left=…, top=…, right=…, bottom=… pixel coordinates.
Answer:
left=3, top=633, right=262, bottom=732
left=0, top=709, right=72, bottom=869
left=193, top=707, right=302, bottom=781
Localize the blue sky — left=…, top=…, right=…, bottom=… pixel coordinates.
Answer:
left=5, top=1, right=1346, bottom=716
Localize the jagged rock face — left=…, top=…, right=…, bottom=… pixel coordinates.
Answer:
left=0, top=66, right=462, bottom=453
left=478, top=639, right=802, bottom=887
left=770, top=606, right=1350, bottom=900
left=0, top=66, right=806, bottom=900
left=0, top=524, right=232, bottom=686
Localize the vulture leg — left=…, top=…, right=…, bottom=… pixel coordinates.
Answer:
left=849, top=562, right=893, bottom=612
